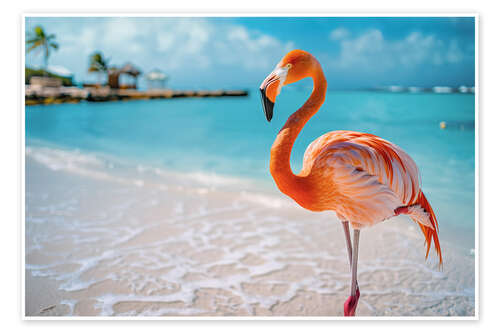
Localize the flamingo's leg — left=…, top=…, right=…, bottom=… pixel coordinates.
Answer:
left=342, top=221, right=359, bottom=291
left=341, top=221, right=353, bottom=266
left=344, top=228, right=361, bottom=316
left=351, top=229, right=360, bottom=297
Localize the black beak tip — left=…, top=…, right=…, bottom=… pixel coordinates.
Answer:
left=259, top=88, right=274, bottom=122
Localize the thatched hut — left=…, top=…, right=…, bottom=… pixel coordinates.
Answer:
left=119, top=63, right=141, bottom=89
left=107, top=63, right=142, bottom=89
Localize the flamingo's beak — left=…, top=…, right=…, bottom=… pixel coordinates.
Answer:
left=259, top=65, right=290, bottom=122
left=259, top=87, right=274, bottom=122
left=259, top=73, right=280, bottom=122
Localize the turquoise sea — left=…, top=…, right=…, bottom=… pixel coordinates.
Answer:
left=25, top=89, right=476, bottom=249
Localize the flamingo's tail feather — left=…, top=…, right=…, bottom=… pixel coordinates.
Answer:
left=396, top=191, right=443, bottom=268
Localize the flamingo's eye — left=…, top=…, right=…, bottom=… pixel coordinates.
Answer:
left=286, top=63, right=292, bottom=69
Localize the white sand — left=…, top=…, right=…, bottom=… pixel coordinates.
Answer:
left=24, top=147, right=475, bottom=317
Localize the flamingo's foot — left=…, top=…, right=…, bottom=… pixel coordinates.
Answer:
left=344, top=287, right=360, bottom=316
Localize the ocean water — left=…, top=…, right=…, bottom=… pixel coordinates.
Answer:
left=25, top=89, right=475, bottom=248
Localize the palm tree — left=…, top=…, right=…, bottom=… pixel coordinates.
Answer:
left=26, top=25, right=59, bottom=74
left=88, top=52, right=109, bottom=87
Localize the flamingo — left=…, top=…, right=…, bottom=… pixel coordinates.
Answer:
left=259, top=50, right=442, bottom=316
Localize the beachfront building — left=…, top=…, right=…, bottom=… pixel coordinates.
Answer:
left=107, top=63, right=142, bottom=89
left=26, top=65, right=74, bottom=87
left=119, top=63, right=141, bottom=89
left=145, top=69, right=168, bottom=90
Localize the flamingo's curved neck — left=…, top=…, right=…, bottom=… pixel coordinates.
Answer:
left=270, top=66, right=327, bottom=202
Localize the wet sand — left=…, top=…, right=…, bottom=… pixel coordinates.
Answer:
left=24, top=148, right=475, bottom=317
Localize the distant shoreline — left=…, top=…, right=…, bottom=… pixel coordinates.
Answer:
left=25, top=86, right=249, bottom=106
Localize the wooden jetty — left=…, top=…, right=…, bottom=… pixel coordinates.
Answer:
left=25, top=85, right=249, bottom=106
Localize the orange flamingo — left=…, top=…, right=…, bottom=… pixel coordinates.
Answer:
left=259, top=50, right=442, bottom=316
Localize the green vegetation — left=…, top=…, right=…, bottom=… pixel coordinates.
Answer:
left=26, top=25, right=59, bottom=72
left=88, top=52, right=110, bottom=85
left=25, top=67, right=73, bottom=86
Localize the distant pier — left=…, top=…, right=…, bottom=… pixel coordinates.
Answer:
left=25, top=85, right=249, bottom=106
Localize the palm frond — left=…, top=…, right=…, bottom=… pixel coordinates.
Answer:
left=25, top=26, right=58, bottom=68
left=26, top=37, right=42, bottom=44
left=26, top=42, right=42, bottom=53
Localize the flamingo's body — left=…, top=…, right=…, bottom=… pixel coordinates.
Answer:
left=259, top=50, right=442, bottom=316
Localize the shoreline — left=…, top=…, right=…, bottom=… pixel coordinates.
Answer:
left=25, top=145, right=475, bottom=317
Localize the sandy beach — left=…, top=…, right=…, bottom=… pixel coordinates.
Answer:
left=24, top=146, right=475, bottom=317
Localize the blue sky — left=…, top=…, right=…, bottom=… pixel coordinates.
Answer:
left=25, top=16, right=475, bottom=90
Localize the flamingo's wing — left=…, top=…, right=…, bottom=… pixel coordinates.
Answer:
left=305, top=131, right=421, bottom=226
left=323, top=143, right=402, bottom=225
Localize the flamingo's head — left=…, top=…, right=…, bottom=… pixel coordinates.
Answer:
left=259, top=49, right=320, bottom=121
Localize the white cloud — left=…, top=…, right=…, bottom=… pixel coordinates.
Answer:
left=330, top=28, right=467, bottom=70
left=329, top=27, right=350, bottom=41
left=153, top=20, right=293, bottom=71
left=214, top=25, right=294, bottom=70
